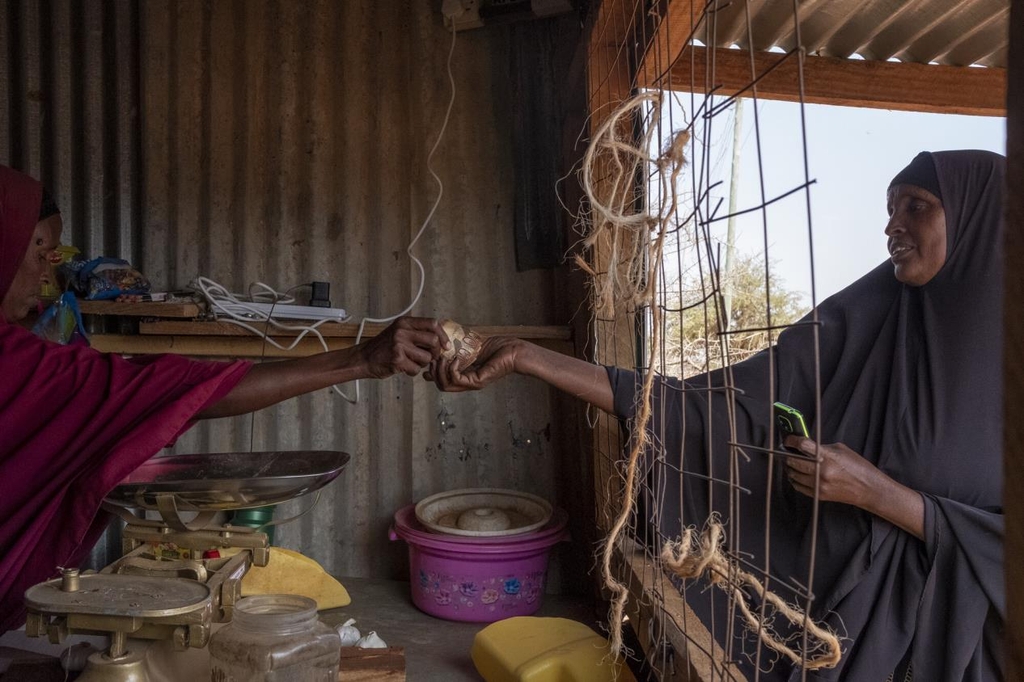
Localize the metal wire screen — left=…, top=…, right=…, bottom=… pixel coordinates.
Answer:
left=580, top=2, right=832, bottom=679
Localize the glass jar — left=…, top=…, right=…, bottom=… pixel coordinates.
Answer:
left=209, top=594, right=340, bottom=681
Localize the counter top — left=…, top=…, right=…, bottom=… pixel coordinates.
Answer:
left=320, top=577, right=600, bottom=681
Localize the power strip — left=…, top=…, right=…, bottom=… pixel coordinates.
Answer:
left=213, top=301, right=349, bottom=322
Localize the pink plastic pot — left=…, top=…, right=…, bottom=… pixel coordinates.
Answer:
left=389, top=504, right=569, bottom=622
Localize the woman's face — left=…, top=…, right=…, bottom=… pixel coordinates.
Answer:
left=1, top=214, right=62, bottom=321
left=885, top=184, right=947, bottom=286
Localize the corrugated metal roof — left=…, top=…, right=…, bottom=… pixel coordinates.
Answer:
left=701, top=0, right=1008, bottom=68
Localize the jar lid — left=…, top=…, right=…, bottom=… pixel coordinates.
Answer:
left=414, top=488, right=552, bottom=538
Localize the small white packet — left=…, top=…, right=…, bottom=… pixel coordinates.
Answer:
left=336, top=618, right=361, bottom=647
left=355, top=631, right=387, bottom=649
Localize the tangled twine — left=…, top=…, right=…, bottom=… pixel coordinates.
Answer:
left=577, top=91, right=684, bottom=319
left=661, top=519, right=842, bottom=671
left=583, top=91, right=689, bottom=657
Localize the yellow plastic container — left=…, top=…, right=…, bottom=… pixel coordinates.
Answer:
left=471, top=616, right=636, bottom=682
left=40, top=245, right=80, bottom=301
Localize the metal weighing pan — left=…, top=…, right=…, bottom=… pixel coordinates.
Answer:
left=104, top=450, right=350, bottom=512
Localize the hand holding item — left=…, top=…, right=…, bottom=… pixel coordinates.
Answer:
left=784, top=437, right=881, bottom=508
left=784, top=435, right=925, bottom=539
left=428, top=334, right=525, bottom=392
left=426, top=331, right=618, bottom=414
left=359, top=316, right=451, bottom=379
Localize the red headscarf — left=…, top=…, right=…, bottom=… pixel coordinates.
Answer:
left=0, top=165, right=252, bottom=630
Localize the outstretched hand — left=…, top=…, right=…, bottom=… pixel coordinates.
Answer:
left=199, top=316, right=451, bottom=420
left=359, top=317, right=451, bottom=379
left=426, top=335, right=524, bottom=392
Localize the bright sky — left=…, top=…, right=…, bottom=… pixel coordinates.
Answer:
left=661, top=97, right=1006, bottom=307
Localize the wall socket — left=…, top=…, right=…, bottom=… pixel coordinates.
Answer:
left=443, top=0, right=482, bottom=30
left=443, top=0, right=574, bottom=32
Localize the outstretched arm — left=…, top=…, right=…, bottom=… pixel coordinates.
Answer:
left=199, top=317, right=450, bottom=419
left=429, top=336, right=616, bottom=415
left=441, top=336, right=927, bottom=537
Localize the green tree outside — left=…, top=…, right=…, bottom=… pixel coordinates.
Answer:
left=661, top=251, right=807, bottom=378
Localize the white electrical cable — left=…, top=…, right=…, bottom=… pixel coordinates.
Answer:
left=194, top=276, right=356, bottom=402
left=349, top=24, right=459, bottom=402
left=194, top=25, right=458, bottom=405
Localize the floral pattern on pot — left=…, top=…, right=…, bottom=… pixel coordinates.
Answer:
left=416, top=570, right=547, bottom=614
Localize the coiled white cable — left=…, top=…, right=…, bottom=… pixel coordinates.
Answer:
left=349, top=24, right=458, bottom=402
left=194, top=276, right=356, bottom=402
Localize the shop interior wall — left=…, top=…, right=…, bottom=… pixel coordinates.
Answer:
left=1, top=0, right=592, bottom=591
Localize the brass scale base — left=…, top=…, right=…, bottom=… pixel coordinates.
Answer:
left=22, top=450, right=349, bottom=681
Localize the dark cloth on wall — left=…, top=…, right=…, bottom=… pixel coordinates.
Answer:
left=0, top=165, right=252, bottom=631
left=38, top=188, right=60, bottom=221
left=606, top=150, right=1005, bottom=681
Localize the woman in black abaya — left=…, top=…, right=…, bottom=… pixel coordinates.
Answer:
left=432, top=150, right=1005, bottom=680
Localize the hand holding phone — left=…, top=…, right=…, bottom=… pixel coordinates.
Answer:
left=773, top=401, right=809, bottom=452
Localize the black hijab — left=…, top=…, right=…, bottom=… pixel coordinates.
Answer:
left=608, top=150, right=1004, bottom=680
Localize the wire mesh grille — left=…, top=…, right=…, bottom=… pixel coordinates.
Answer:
left=582, top=2, right=835, bottom=679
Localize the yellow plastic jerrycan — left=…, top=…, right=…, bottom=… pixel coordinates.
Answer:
left=471, top=616, right=636, bottom=682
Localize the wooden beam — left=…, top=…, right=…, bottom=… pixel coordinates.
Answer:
left=618, top=542, right=746, bottom=681
left=584, top=0, right=646, bottom=565
left=583, top=0, right=647, bottom=534
left=655, top=45, right=1006, bottom=117
left=637, top=0, right=698, bottom=88
left=90, top=334, right=352, bottom=358
left=78, top=299, right=203, bottom=318
left=1004, top=0, right=1023, bottom=678
left=586, top=0, right=646, bottom=125
left=138, top=320, right=572, bottom=340
left=89, top=333, right=574, bottom=359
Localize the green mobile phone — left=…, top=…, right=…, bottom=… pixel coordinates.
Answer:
left=773, top=401, right=809, bottom=449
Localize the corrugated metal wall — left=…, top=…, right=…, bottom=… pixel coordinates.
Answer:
left=1, top=0, right=143, bottom=569
left=3, top=0, right=587, bottom=587
left=0, top=0, right=141, bottom=262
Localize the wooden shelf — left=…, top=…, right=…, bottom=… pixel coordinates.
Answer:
left=138, top=320, right=572, bottom=340
left=78, top=299, right=203, bottom=318
left=77, top=303, right=573, bottom=358
left=90, top=334, right=354, bottom=358
left=90, top=323, right=574, bottom=358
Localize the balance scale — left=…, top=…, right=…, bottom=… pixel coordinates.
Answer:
left=22, top=450, right=349, bottom=681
